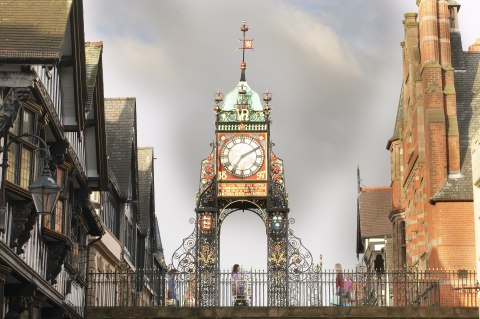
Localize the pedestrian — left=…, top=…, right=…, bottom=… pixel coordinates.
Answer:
left=343, top=274, right=353, bottom=306
left=335, top=263, right=344, bottom=306
left=232, top=264, right=247, bottom=306
left=167, top=268, right=178, bottom=306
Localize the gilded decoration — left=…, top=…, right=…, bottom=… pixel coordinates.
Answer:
left=198, top=243, right=215, bottom=265
left=269, top=243, right=286, bottom=267
left=197, top=149, right=217, bottom=209
left=199, top=212, right=214, bottom=233
left=170, top=21, right=316, bottom=306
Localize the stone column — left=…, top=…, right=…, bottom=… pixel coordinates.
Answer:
left=29, top=294, right=47, bottom=319
left=0, top=264, right=12, bottom=319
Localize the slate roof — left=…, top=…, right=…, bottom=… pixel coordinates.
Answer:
left=432, top=42, right=480, bottom=202
left=0, top=0, right=72, bottom=63
left=85, top=42, right=103, bottom=112
left=358, top=187, right=392, bottom=239
left=153, top=216, right=164, bottom=259
left=104, top=98, right=137, bottom=198
left=138, top=147, right=154, bottom=235
left=450, top=30, right=465, bottom=70
left=387, top=89, right=404, bottom=149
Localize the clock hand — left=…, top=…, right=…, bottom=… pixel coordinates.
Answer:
left=233, top=146, right=261, bottom=170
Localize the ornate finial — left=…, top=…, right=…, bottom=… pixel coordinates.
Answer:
left=238, top=20, right=253, bottom=82
left=212, top=91, right=223, bottom=115
left=263, top=91, right=272, bottom=117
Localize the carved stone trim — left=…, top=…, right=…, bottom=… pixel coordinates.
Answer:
left=403, top=160, right=423, bottom=190
left=0, top=264, right=11, bottom=283
left=9, top=202, right=36, bottom=255
left=0, top=88, right=31, bottom=147
left=4, top=296, right=28, bottom=319
left=30, top=294, right=47, bottom=308
left=43, top=234, right=71, bottom=284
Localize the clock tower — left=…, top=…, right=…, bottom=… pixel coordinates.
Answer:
left=172, top=21, right=311, bottom=307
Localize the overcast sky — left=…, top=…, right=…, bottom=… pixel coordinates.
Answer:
left=84, top=0, right=480, bottom=271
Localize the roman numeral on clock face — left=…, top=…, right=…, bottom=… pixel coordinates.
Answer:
left=220, top=135, right=265, bottom=178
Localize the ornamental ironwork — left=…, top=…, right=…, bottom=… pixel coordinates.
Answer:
left=171, top=20, right=314, bottom=307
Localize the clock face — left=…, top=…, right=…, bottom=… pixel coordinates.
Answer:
left=220, top=135, right=264, bottom=178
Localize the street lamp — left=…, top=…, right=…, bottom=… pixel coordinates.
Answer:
left=24, top=134, right=60, bottom=215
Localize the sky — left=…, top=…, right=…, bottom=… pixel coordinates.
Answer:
left=83, top=0, right=480, bottom=271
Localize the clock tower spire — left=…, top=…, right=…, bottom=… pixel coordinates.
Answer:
left=238, top=20, right=253, bottom=82
left=172, top=20, right=313, bottom=307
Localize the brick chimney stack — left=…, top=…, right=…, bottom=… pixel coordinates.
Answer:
left=417, top=0, right=460, bottom=193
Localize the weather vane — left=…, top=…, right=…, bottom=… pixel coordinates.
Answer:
left=237, top=20, right=254, bottom=81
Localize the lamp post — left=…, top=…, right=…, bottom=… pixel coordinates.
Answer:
left=24, top=134, right=61, bottom=215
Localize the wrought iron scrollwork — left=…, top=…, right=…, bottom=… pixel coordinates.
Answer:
left=171, top=219, right=197, bottom=274
left=218, top=110, right=266, bottom=122
left=196, top=148, right=217, bottom=210
left=269, top=181, right=287, bottom=209
left=288, top=226, right=313, bottom=273
left=267, top=235, right=288, bottom=306
left=218, top=201, right=268, bottom=226
left=197, top=178, right=217, bottom=209
left=268, top=152, right=288, bottom=210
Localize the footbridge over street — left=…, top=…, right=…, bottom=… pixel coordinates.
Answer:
left=87, top=306, right=477, bottom=319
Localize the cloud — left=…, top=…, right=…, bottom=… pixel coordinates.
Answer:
left=83, top=0, right=480, bottom=271
left=269, top=4, right=361, bottom=77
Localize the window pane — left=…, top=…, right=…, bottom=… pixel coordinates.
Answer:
left=55, top=168, right=66, bottom=191
left=19, top=147, right=32, bottom=189
left=9, top=113, right=20, bottom=135
left=43, top=213, right=52, bottom=229
left=54, top=200, right=64, bottom=233
left=22, top=110, right=34, bottom=135
left=6, top=142, right=18, bottom=183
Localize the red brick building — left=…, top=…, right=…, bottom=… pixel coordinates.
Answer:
left=387, top=0, right=479, bottom=271
left=356, top=183, right=393, bottom=272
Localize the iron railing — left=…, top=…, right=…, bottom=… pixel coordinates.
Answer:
left=88, top=269, right=478, bottom=307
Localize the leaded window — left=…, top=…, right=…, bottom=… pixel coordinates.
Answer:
left=6, top=108, right=37, bottom=189
left=43, top=167, right=68, bottom=234
left=102, top=192, right=119, bottom=238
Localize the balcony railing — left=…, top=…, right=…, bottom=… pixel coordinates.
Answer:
left=88, top=269, right=478, bottom=308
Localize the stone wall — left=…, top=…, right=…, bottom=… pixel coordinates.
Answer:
left=87, top=306, right=478, bottom=318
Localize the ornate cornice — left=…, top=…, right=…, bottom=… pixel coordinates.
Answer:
left=33, top=78, right=64, bottom=138
left=0, top=88, right=31, bottom=152
left=403, top=158, right=423, bottom=190
left=9, top=202, right=36, bottom=255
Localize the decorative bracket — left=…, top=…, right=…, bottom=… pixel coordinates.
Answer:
left=0, top=88, right=31, bottom=152
left=9, top=202, right=36, bottom=254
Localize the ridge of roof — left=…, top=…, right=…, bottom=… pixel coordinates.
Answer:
left=0, top=0, right=73, bottom=63
left=137, top=148, right=154, bottom=234
left=85, top=43, right=103, bottom=111
left=105, top=98, right=137, bottom=198
left=361, top=186, right=391, bottom=191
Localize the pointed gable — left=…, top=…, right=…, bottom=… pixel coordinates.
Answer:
left=138, top=147, right=154, bottom=235
left=104, top=98, right=137, bottom=198
left=358, top=187, right=392, bottom=239
left=432, top=42, right=480, bottom=202
left=85, top=42, right=103, bottom=112
left=153, top=216, right=164, bottom=260
left=0, top=0, right=72, bottom=63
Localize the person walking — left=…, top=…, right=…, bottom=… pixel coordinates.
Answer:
left=167, top=268, right=178, bottom=306
left=335, top=263, right=344, bottom=306
left=232, top=264, right=247, bottom=306
left=343, top=274, right=353, bottom=306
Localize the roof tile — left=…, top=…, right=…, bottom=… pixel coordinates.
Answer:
left=358, top=187, right=392, bottom=238
left=0, top=0, right=72, bottom=62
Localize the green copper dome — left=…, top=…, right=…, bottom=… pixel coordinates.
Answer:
left=218, top=81, right=266, bottom=123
